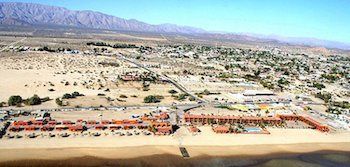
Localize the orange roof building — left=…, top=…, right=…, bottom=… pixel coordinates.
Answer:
left=184, top=113, right=329, bottom=132
left=213, top=126, right=230, bottom=133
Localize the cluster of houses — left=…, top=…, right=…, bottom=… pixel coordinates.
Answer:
left=234, top=90, right=292, bottom=104
left=7, top=112, right=173, bottom=136
left=184, top=113, right=330, bottom=133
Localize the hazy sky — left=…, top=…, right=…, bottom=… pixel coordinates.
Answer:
left=2, top=0, right=350, bottom=43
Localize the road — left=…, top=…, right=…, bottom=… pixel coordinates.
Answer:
left=295, top=102, right=325, bottom=106
left=0, top=37, right=27, bottom=52
left=0, top=103, right=200, bottom=113
left=115, top=54, right=208, bottom=103
left=114, top=54, right=208, bottom=125
left=215, top=101, right=325, bottom=109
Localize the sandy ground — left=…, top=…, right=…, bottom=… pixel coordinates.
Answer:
left=170, top=75, right=244, bottom=93
left=0, top=53, right=192, bottom=108
left=50, top=109, right=154, bottom=121
left=2, top=127, right=350, bottom=149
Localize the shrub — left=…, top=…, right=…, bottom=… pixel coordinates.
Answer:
left=177, top=93, right=188, bottom=101
left=277, top=78, right=290, bottom=85
left=189, top=97, right=196, bottom=101
left=106, top=96, right=111, bottom=101
left=117, top=98, right=126, bottom=102
left=41, top=97, right=50, bottom=102
left=154, top=95, right=164, bottom=99
left=62, top=92, right=84, bottom=99
left=321, top=74, right=339, bottom=82
left=98, top=62, right=120, bottom=67
left=62, top=93, right=73, bottom=99
left=72, top=91, right=84, bottom=97
left=48, top=89, right=55, bottom=92
left=312, top=83, right=325, bottom=90
left=25, top=94, right=42, bottom=105
left=202, top=89, right=210, bottom=95
left=168, top=89, right=178, bottom=94
left=215, top=105, right=234, bottom=110
left=119, top=94, right=128, bottom=98
left=315, top=92, right=332, bottom=103
left=55, top=98, right=63, bottom=106
left=333, top=101, right=350, bottom=109
left=144, top=95, right=162, bottom=103
left=8, top=95, right=22, bottom=106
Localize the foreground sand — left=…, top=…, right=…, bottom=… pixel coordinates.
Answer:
left=0, top=127, right=350, bottom=162
left=2, top=128, right=350, bottom=149
left=0, top=143, right=350, bottom=163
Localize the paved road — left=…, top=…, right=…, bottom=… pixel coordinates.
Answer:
left=115, top=54, right=207, bottom=104
left=216, top=101, right=292, bottom=105
left=0, top=103, right=200, bottom=113
left=114, top=54, right=208, bottom=125
left=295, top=102, right=325, bottom=106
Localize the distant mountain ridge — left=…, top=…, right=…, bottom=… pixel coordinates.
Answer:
left=1, top=2, right=349, bottom=50
left=0, top=2, right=206, bottom=34
left=240, top=33, right=350, bottom=51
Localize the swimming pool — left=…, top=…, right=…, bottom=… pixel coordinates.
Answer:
left=245, top=127, right=262, bottom=133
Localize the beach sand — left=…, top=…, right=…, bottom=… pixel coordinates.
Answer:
left=0, top=127, right=350, bottom=163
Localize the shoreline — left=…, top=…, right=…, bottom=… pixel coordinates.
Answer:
left=0, top=142, right=350, bottom=163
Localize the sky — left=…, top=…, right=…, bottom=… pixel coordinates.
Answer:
left=2, top=0, right=350, bottom=44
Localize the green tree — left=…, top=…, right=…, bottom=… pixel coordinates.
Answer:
left=62, top=93, right=73, bottom=99
left=177, top=93, right=188, bottom=101
left=144, top=95, right=161, bottom=103
left=72, top=91, right=80, bottom=97
left=8, top=95, right=22, bottom=106
left=55, top=98, right=63, bottom=106
left=26, top=94, right=41, bottom=105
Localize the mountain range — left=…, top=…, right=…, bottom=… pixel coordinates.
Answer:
left=0, top=2, right=206, bottom=34
left=0, top=2, right=349, bottom=50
